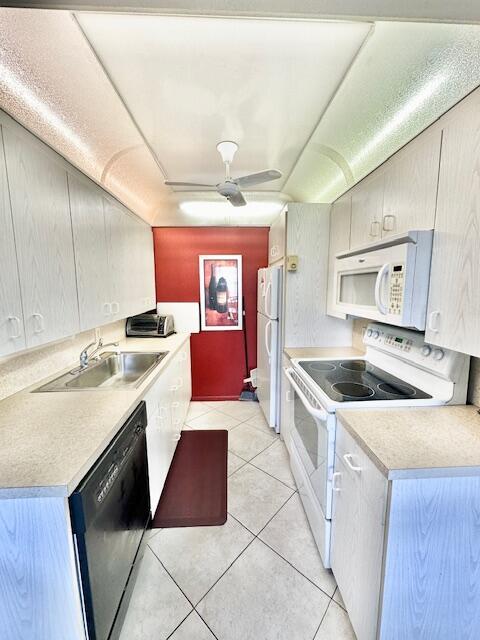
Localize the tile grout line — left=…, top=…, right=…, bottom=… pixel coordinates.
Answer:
left=258, top=536, right=337, bottom=601
left=161, top=403, right=334, bottom=637
left=312, top=596, right=335, bottom=640
left=230, top=490, right=337, bottom=601
left=228, top=455, right=296, bottom=492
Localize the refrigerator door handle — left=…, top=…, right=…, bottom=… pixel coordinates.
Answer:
left=265, top=320, right=272, bottom=358
left=265, top=281, right=272, bottom=319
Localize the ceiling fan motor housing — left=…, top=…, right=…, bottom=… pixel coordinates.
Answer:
left=217, top=180, right=240, bottom=197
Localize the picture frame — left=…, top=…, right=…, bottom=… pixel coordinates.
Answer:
left=199, top=255, right=243, bottom=331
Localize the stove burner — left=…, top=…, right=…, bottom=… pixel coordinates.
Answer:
left=340, top=360, right=367, bottom=372
left=307, top=362, right=336, bottom=372
left=332, top=382, right=375, bottom=398
left=378, top=382, right=416, bottom=397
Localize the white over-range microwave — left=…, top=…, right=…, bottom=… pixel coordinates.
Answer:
left=332, top=230, right=433, bottom=330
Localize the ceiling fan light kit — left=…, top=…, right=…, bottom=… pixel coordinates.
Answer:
left=165, top=141, right=282, bottom=207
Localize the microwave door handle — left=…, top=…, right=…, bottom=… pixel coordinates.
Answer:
left=374, top=263, right=389, bottom=315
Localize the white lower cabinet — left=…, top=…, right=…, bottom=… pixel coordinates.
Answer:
left=331, top=424, right=387, bottom=640
left=144, top=342, right=192, bottom=513
left=332, top=419, right=480, bottom=640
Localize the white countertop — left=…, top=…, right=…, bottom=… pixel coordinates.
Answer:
left=0, top=334, right=190, bottom=499
left=337, top=405, right=480, bottom=479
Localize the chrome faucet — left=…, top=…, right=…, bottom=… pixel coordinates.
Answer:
left=79, top=338, right=120, bottom=369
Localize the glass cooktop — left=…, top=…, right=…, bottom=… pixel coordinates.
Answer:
left=298, top=359, right=432, bottom=403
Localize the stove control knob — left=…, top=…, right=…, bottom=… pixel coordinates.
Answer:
left=421, top=345, right=432, bottom=357
left=432, top=348, right=445, bottom=361
left=367, top=329, right=373, bottom=338
left=372, top=330, right=380, bottom=339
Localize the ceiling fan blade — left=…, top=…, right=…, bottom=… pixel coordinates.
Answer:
left=227, top=190, right=247, bottom=207
left=164, top=181, right=216, bottom=188
left=235, top=169, right=282, bottom=188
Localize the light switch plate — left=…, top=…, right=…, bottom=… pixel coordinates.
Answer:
left=287, top=255, right=298, bottom=271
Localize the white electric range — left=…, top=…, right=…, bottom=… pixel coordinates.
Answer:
left=284, top=323, right=470, bottom=568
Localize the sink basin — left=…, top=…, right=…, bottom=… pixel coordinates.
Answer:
left=34, top=351, right=168, bottom=392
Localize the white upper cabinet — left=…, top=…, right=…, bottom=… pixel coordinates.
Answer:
left=269, top=209, right=286, bottom=264
left=382, top=127, right=441, bottom=237
left=68, top=174, right=112, bottom=331
left=327, top=194, right=351, bottom=319
left=103, top=198, right=131, bottom=321
left=0, top=126, right=25, bottom=356
left=425, top=94, right=480, bottom=355
left=3, top=128, right=79, bottom=348
left=349, top=171, right=385, bottom=249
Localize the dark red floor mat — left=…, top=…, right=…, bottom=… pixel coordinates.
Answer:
left=151, top=429, right=228, bottom=528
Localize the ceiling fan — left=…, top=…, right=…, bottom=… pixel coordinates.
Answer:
left=164, top=141, right=282, bottom=207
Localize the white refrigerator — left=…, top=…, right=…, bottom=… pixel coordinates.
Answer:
left=257, top=266, right=282, bottom=433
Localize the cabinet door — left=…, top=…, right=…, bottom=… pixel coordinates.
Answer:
left=350, top=172, right=384, bottom=249
left=0, top=126, right=25, bottom=356
left=130, top=219, right=156, bottom=315
left=331, top=426, right=387, bottom=640
left=382, top=127, right=441, bottom=238
left=268, top=209, right=286, bottom=264
left=145, top=365, right=177, bottom=513
left=327, top=195, right=351, bottom=318
left=68, top=174, right=112, bottom=330
left=103, top=199, right=130, bottom=320
left=3, top=128, right=79, bottom=347
left=425, top=96, right=480, bottom=354
left=139, top=223, right=156, bottom=310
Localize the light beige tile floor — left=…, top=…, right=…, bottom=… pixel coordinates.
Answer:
left=120, top=401, right=357, bottom=640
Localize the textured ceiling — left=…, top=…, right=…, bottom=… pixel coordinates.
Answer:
left=76, top=14, right=370, bottom=196
left=1, top=9, right=480, bottom=226
left=284, top=21, right=480, bottom=202
left=0, top=8, right=176, bottom=223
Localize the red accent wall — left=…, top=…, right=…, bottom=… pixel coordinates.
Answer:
left=153, top=227, right=269, bottom=400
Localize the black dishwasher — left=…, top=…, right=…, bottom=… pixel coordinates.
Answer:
left=70, top=401, right=150, bottom=640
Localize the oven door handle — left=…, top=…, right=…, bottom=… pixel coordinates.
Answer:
left=374, top=263, right=389, bottom=315
left=284, top=368, right=328, bottom=422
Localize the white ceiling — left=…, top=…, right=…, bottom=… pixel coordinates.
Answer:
left=1, top=9, right=480, bottom=226
left=76, top=15, right=370, bottom=195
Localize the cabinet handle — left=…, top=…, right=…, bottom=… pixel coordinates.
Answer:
left=32, top=313, right=45, bottom=334
left=428, top=310, right=440, bottom=333
left=103, top=302, right=112, bottom=316
left=8, top=316, right=22, bottom=339
left=343, top=453, right=362, bottom=473
left=382, top=214, right=396, bottom=232
left=111, top=301, right=120, bottom=314
left=332, top=471, right=342, bottom=492
left=370, top=220, right=380, bottom=237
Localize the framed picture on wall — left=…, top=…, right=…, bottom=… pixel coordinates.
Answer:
left=199, top=255, right=243, bottom=331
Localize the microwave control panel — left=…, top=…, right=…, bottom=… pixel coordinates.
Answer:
left=389, top=264, right=405, bottom=315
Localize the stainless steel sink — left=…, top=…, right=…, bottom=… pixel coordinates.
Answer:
left=34, top=351, right=168, bottom=392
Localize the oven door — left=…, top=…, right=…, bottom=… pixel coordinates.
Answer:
left=284, top=368, right=335, bottom=519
